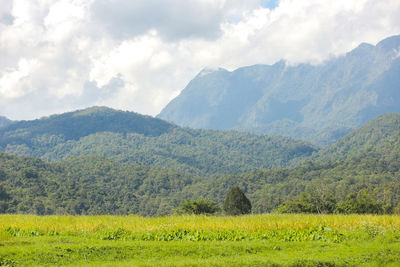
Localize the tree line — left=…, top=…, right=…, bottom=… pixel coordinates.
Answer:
left=2, top=150, right=398, bottom=216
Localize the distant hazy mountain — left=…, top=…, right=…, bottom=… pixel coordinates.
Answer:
left=0, top=107, right=316, bottom=176
left=158, top=35, right=400, bottom=145
left=0, top=116, right=11, bottom=128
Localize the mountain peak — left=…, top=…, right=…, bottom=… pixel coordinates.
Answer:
left=348, top=42, right=374, bottom=55
left=71, top=106, right=116, bottom=117
left=197, top=67, right=228, bottom=78
left=0, top=115, right=12, bottom=128
left=376, top=35, right=400, bottom=51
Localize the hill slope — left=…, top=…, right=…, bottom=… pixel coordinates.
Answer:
left=180, top=113, right=400, bottom=212
left=1, top=112, right=399, bottom=215
left=0, top=107, right=316, bottom=176
left=316, top=113, right=400, bottom=162
left=158, top=35, right=400, bottom=145
left=0, top=106, right=176, bottom=141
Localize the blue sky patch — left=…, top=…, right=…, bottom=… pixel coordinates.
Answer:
left=261, top=0, right=279, bottom=10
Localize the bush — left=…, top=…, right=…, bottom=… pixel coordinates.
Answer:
left=277, top=191, right=337, bottom=214
left=335, top=190, right=383, bottom=214
left=175, top=199, right=220, bottom=215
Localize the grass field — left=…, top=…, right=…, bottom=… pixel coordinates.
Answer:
left=1, top=214, right=400, bottom=266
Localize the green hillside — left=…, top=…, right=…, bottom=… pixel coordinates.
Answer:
left=0, top=106, right=176, bottom=141
left=178, top=113, right=400, bottom=212
left=0, top=107, right=316, bottom=176
left=175, top=113, right=400, bottom=213
left=1, top=113, right=400, bottom=216
left=316, top=113, right=400, bottom=162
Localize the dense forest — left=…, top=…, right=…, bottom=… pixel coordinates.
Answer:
left=0, top=151, right=399, bottom=216
left=0, top=111, right=399, bottom=216
left=183, top=156, right=400, bottom=213
left=0, top=152, right=199, bottom=215
left=0, top=107, right=316, bottom=176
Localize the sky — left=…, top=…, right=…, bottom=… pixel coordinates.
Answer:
left=0, top=0, right=400, bottom=120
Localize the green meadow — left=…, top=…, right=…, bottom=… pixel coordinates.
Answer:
left=1, top=214, right=400, bottom=266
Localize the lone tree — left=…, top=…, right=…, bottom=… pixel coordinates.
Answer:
left=223, top=187, right=252, bottom=215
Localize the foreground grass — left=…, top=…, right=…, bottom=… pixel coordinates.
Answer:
left=1, top=214, right=400, bottom=266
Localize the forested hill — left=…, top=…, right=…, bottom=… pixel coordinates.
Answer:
left=158, top=35, right=400, bottom=146
left=1, top=112, right=399, bottom=215
left=1, top=111, right=399, bottom=215
left=0, top=107, right=316, bottom=176
left=175, top=113, right=400, bottom=212
left=316, top=113, right=400, bottom=162
left=0, top=106, right=176, bottom=141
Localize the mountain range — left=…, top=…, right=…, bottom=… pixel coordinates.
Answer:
left=158, top=35, right=400, bottom=146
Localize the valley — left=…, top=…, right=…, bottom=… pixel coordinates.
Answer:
left=0, top=33, right=399, bottom=266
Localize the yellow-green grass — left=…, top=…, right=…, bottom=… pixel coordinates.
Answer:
left=1, top=214, right=399, bottom=233
left=1, top=214, right=400, bottom=266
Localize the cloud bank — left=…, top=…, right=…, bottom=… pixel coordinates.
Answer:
left=0, top=0, right=399, bottom=120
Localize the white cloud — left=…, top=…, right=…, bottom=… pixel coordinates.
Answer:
left=0, top=58, right=39, bottom=98
left=90, top=0, right=261, bottom=41
left=0, top=0, right=399, bottom=120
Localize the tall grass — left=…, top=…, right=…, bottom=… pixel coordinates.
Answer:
left=1, top=214, right=399, bottom=233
